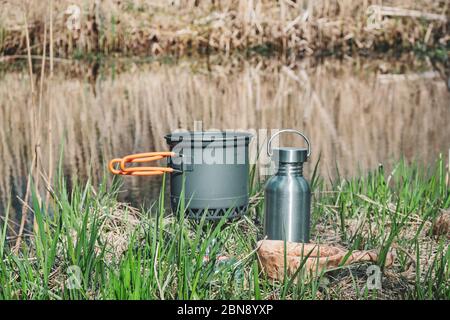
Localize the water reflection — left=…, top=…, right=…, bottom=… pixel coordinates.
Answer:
left=0, top=57, right=449, bottom=215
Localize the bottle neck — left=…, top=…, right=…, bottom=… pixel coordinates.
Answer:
left=276, top=162, right=304, bottom=176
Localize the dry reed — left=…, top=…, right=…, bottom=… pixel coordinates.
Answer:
left=1, top=0, right=448, bottom=58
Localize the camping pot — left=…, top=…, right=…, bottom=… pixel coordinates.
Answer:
left=264, top=129, right=311, bottom=243
left=109, top=131, right=253, bottom=220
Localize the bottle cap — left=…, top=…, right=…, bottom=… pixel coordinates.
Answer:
left=273, top=147, right=308, bottom=163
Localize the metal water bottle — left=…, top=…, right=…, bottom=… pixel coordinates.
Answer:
left=264, top=130, right=311, bottom=243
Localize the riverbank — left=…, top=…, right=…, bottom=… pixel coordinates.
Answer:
left=0, top=158, right=448, bottom=299
left=1, top=1, right=448, bottom=59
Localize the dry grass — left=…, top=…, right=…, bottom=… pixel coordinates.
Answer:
left=0, top=0, right=448, bottom=58
left=0, top=57, right=449, bottom=223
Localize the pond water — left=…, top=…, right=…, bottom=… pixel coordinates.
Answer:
left=0, top=55, right=449, bottom=221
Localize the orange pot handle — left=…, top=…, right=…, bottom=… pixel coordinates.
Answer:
left=109, top=151, right=177, bottom=176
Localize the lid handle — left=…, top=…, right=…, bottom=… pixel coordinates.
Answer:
left=267, top=129, right=311, bottom=157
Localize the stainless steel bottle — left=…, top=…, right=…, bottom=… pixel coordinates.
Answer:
left=264, top=130, right=311, bottom=243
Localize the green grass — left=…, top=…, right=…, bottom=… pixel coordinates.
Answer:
left=0, top=157, right=448, bottom=300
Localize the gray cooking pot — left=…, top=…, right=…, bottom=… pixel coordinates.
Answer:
left=165, top=131, right=253, bottom=220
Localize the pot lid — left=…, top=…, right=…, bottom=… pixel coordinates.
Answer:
left=165, top=131, right=253, bottom=142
